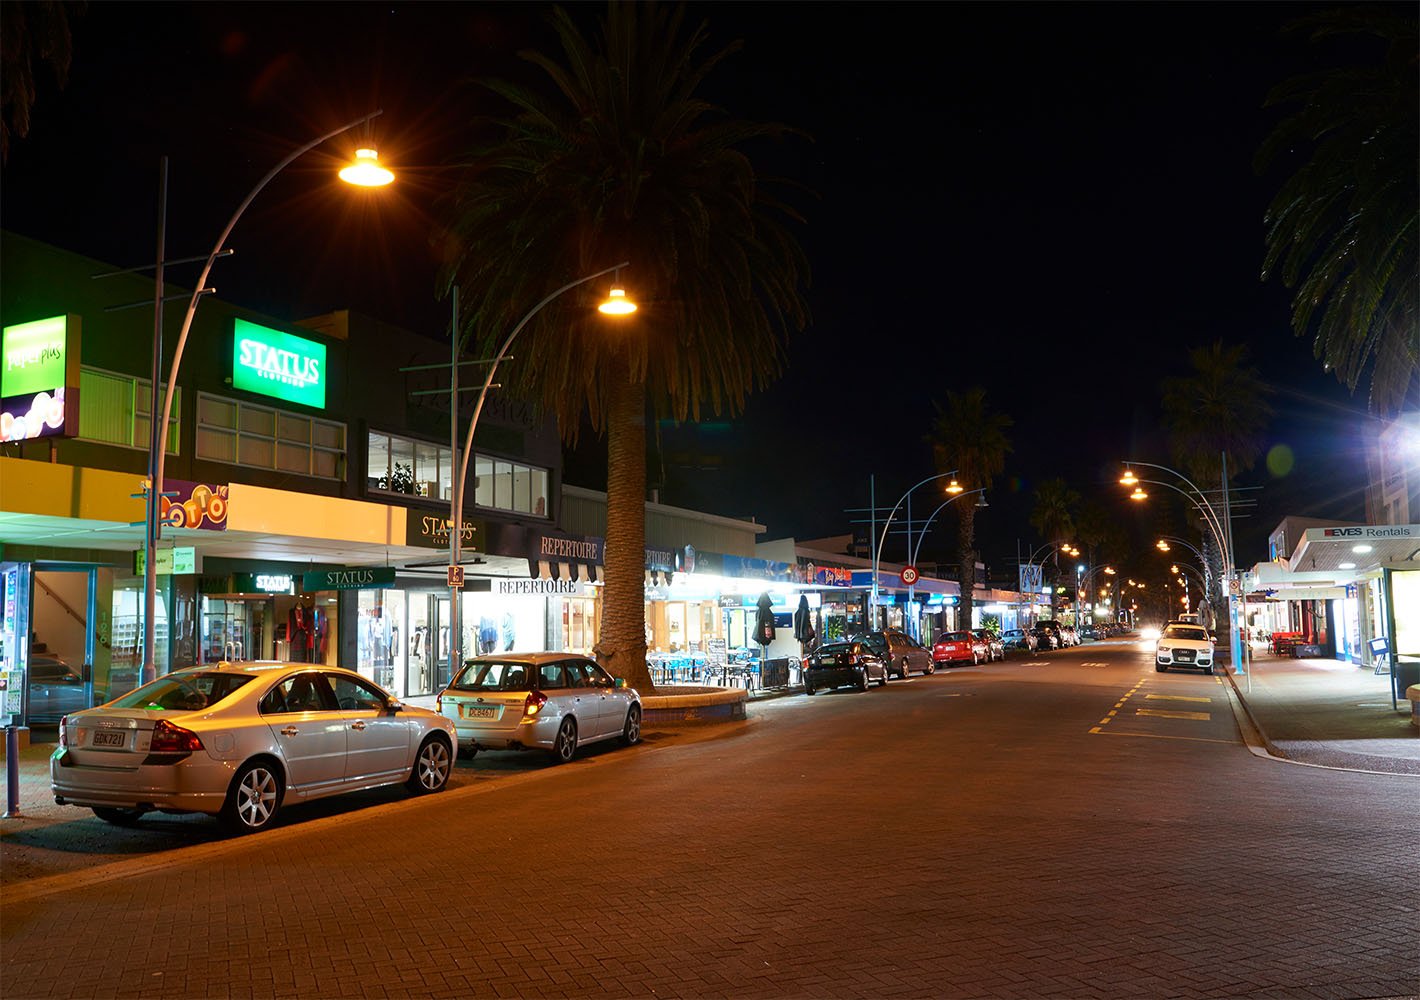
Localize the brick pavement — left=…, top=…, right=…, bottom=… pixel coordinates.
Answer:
left=4, top=655, right=1417, bottom=998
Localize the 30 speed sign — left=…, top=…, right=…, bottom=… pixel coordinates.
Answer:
left=900, top=566, right=919, bottom=586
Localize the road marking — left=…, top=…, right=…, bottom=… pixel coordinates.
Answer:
left=1136, top=708, right=1210, bottom=720
left=1144, top=694, right=1211, bottom=703
left=1089, top=727, right=1233, bottom=744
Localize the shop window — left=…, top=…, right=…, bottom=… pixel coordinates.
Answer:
left=365, top=430, right=549, bottom=517
left=78, top=366, right=180, bottom=453
left=196, top=392, right=344, bottom=480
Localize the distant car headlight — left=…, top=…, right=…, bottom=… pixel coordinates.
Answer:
left=1141, top=627, right=1161, bottom=640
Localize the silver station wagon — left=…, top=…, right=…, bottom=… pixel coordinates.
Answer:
left=437, top=653, right=642, bottom=764
left=51, top=663, right=456, bottom=833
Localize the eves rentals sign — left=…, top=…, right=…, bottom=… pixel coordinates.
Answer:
left=232, top=318, right=327, bottom=408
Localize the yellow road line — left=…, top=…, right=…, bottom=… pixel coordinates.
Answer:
left=1144, top=694, right=1211, bottom=703
left=1136, top=708, right=1210, bottom=720
left=1090, top=729, right=1234, bottom=744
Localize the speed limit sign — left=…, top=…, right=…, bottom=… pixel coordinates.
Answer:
left=900, top=566, right=919, bottom=586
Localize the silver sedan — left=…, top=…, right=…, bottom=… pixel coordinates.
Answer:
left=51, top=662, right=455, bottom=833
left=437, top=652, right=642, bottom=764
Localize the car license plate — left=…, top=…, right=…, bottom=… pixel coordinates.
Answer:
left=464, top=706, right=497, bottom=719
left=1176, top=650, right=1194, bottom=661
left=91, top=731, right=126, bottom=747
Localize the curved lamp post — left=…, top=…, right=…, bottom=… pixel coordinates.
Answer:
left=142, top=111, right=391, bottom=680
left=1120, top=458, right=1243, bottom=673
left=870, top=471, right=960, bottom=632
left=903, top=487, right=986, bottom=637
left=446, top=265, right=634, bottom=674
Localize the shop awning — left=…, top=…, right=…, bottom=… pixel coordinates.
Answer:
left=530, top=559, right=603, bottom=584
left=1291, top=524, right=1420, bottom=572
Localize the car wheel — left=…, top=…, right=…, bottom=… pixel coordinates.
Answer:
left=972, top=652, right=980, bottom=666
left=550, top=717, right=578, bottom=764
left=621, top=704, right=642, bottom=746
left=407, top=736, right=451, bottom=794
left=857, top=667, right=870, bottom=692
left=1156, top=663, right=1167, bottom=672
left=878, top=667, right=888, bottom=687
left=924, top=661, right=935, bottom=675
left=220, top=759, right=282, bottom=834
left=898, top=659, right=909, bottom=679
left=457, top=746, right=478, bottom=761
left=804, top=679, right=816, bottom=696
left=92, top=806, right=146, bottom=826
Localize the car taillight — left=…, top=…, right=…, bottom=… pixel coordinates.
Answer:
left=846, top=653, right=859, bottom=665
left=59, top=715, right=69, bottom=747
left=523, top=691, right=549, bottom=717
left=150, top=719, right=203, bottom=753
left=436, top=694, right=443, bottom=713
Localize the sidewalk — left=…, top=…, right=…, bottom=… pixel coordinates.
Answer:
left=1221, top=647, right=1420, bottom=776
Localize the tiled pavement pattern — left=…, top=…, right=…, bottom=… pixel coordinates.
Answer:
left=3, top=644, right=1418, bottom=999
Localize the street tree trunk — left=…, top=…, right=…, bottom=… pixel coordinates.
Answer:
left=594, top=354, right=655, bottom=692
left=957, top=503, right=976, bottom=634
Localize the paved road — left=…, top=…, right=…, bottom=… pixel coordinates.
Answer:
left=4, top=640, right=1416, bottom=999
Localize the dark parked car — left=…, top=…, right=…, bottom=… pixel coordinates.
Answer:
left=804, top=641, right=889, bottom=694
left=1031, top=626, right=1060, bottom=650
left=852, top=630, right=934, bottom=678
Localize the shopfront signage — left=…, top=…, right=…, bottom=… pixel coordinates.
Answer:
left=2, top=314, right=80, bottom=442
left=645, top=547, right=675, bottom=571
left=496, top=578, right=587, bottom=597
left=530, top=530, right=604, bottom=565
left=302, top=567, right=396, bottom=591
left=232, top=573, right=295, bottom=594
left=134, top=546, right=197, bottom=576
left=232, top=319, right=327, bottom=408
left=407, top=509, right=484, bottom=550
left=1307, top=524, right=1420, bottom=541
left=149, top=478, right=229, bottom=529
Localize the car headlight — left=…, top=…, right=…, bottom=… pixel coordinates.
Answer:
left=1157, top=644, right=1170, bottom=653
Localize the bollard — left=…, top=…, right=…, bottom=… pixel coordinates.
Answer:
left=3, top=725, right=20, bottom=818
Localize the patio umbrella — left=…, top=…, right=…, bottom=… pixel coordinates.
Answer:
left=792, top=594, right=815, bottom=644
left=754, top=591, right=776, bottom=646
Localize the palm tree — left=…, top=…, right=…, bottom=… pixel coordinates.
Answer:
left=443, top=4, right=810, bottom=691
left=1, top=0, right=79, bottom=162
left=1161, top=340, right=1272, bottom=485
left=1256, top=8, right=1419, bottom=415
left=1028, top=479, right=1079, bottom=565
left=926, top=389, right=1013, bottom=636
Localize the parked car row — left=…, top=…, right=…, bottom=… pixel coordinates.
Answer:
left=51, top=651, right=643, bottom=835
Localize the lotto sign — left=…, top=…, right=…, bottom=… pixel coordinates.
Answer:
left=232, top=319, right=327, bottom=408
left=900, top=566, right=919, bottom=586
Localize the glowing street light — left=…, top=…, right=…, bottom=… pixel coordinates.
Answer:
left=598, top=285, right=637, bottom=315
left=338, top=148, right=395, bottom=186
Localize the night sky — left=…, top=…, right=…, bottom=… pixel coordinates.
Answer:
left=1, top=2, right=1392, bottom=576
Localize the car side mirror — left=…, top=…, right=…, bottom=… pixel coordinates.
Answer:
left=386, top=699, right=405, bottom=714
left=614, top=677, right=627, bottom=689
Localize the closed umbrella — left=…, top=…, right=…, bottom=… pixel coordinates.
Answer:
left=754, top=592, right=776, bottom=646
left=792, top=594, right=815, bottom=646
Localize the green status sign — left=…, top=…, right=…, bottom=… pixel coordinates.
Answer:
left=232, top=318, right=327, bottom=408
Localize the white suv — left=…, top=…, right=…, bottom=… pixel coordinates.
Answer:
left=1155, top=623, right=1214, bottom=672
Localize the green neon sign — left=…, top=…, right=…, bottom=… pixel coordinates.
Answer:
left=2, top=315, right=74, bottom=397
left=232, top=318, right=326, bottom=408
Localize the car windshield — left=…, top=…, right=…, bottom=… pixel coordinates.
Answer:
left=1163, top=625, right=1209, bottom=640
left=450, top=660, right=535, bottom=692
left=110, top=672, right=255, bottom=711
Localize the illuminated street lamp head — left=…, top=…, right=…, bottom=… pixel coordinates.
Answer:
left=1129, top=487, right=1148, bottom=501
left=339, top=148, right=394, bottom=186
left=1156, top=540, right=1170, bottom=551
left=598, top=285, right=637, bottom=315
left=1103, top=567, right=1115, bottom=575
left=1119, top=468, right=1139, bottom=486
left=1170, top=565, right=1179, bottom=574
left=947, top=479, right=964, bottom=494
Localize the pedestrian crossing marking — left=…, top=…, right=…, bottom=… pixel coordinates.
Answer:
left=1136, top=708, right=1210, bottom=721
left=1145, top=694, right=1211, bottom=703
left=1081, top=661, right=1111, bottom=666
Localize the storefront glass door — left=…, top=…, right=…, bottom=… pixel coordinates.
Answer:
left=407, top=595, right=433, bottom=696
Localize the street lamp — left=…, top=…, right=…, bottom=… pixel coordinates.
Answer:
left=903, top=487, right=986, bottom=637
left=446, top=265, right=635, bottom=675
left=142, top=111, right=390, bottom=681
left=869, top=470, right=960, bottom=632
left=1119, top=459, right=1243, bottom=673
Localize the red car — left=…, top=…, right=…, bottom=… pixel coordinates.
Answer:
left=932, top=631, right=987, bottom=666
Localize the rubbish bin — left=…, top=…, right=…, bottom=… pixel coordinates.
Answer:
left=1393, top=658, right=1420, bottom=700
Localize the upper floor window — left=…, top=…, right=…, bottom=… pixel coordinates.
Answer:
left=367, top=430, right=548, bottom=517
left=78, top=366, right=180, bottom=453
left=196, top=392, right=345, bottom=480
